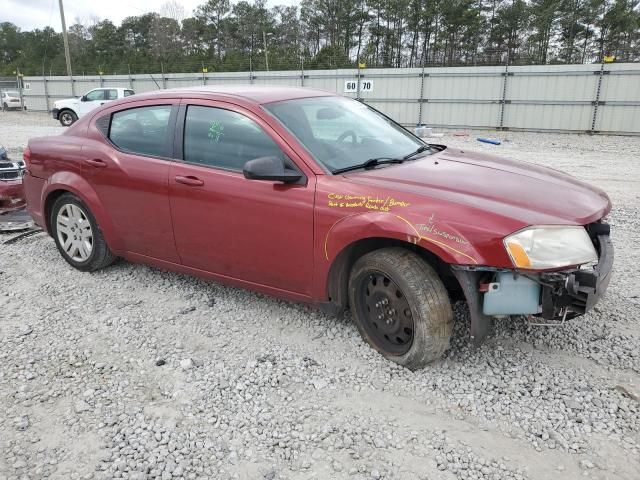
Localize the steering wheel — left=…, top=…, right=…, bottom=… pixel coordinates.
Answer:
left=337, top=130, right=358, bottom=144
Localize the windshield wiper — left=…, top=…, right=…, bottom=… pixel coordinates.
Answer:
left=403, top=144, right=431, bottom=160
left=332, top=157, right=405, bottom=175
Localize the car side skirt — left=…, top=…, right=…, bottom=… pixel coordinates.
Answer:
left=123, top=251, right=314, bottom=305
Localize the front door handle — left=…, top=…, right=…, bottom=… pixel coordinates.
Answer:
left=83, top=158, right=107, bottom=168
left=175, top=175, right=204, bottom=186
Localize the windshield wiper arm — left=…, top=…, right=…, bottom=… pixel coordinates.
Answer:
left=403, top=145, right=431, bottom=160
left=332, top=157, right=404, bottom=175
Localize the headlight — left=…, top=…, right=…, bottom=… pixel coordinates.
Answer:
left=504, top=226, right=597, bottom=270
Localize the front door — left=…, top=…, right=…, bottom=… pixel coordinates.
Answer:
left=77, top=89, right=109, bottom=117
left=168, top=102, right=316, bottom=295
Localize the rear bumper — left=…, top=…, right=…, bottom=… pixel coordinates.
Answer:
left=51, top=108, right=60, bottom=120
left=23, top=172, right=47, bottom=231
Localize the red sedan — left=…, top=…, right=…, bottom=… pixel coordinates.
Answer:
left=23, top=86, right=613, bottom=369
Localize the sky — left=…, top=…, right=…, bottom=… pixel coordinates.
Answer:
left=7, top=0, right=298, bottom=31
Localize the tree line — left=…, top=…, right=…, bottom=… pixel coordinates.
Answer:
left=0, top=0, right=638, bottom=77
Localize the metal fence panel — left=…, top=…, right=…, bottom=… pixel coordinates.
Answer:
left=21, top=63, right=640, bottom=134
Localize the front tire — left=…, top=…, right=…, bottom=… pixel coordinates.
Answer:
left=348, top=248, right=453, bottom=369
left=59, top=109, right=77, bottom=127
left=50, top=193, right=115, bottom=272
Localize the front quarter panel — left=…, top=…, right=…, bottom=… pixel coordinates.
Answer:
left=313, top=175, right=521, bottom=299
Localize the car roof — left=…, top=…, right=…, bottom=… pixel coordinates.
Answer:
left=91, top=87, right=130, bottom=90
left=128, top=85, right=335, bottom=105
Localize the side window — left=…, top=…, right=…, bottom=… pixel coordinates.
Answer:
left=124, top=90, right=135, bottom=97
left=106, top=89, right=118, bottom=100
left=183, top=106, right=283, bottom=171
left=85, top=89, right=105, bottom=101
left=109, top=105, right=172, bottom=157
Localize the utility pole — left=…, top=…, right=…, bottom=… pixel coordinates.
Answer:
left=58, top=0, right=75, bottom=95
left=263, top=31, right=270, bottom=72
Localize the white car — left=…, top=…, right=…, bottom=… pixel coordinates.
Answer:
left=1, top=91, right=26, bottom=111
left=52, top=87, right=135, bottom=126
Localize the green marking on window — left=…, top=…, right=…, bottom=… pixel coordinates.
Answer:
left=208, top=120, right=224, bottom=143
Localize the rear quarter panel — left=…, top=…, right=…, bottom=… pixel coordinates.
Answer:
left=25, top=135, right=124, bottom=251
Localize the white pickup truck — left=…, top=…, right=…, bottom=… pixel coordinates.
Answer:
left=52, top=87, right=135, bottom=126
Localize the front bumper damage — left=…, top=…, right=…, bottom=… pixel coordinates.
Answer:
left=453, top=224, right=614, bottom=344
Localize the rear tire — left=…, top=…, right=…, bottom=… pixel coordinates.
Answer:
left=59, top=109, right=77, bottom=127
left=50, top=193, right=115, bottom=272
left=348, top=248, right=453, bottom=369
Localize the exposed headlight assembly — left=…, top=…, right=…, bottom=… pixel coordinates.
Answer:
left=504, top=226, right=597, bottom=270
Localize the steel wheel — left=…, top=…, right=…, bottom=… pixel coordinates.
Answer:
left=60, top=111, right=74, bottom=126
left=349, top=248, right=453, bottom=369
left=355, top=271, right=414, bottom=355
left=56, top=203, right=93, bottom=262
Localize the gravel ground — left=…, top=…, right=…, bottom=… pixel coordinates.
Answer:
left=1, top=112, right=639, bottom=480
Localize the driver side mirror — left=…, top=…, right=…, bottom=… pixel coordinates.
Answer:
left=243, top=156, right=302, bottom=184
left=80, top=95, right=87, bottom=102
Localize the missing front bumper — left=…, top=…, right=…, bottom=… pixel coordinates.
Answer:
left=539, top=234, right=613, bottom=320
left=452, top=233, right=614, bottom=344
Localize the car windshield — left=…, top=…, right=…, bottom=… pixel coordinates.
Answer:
left=5, top=91, right=19, bottom=96
left=265, top=97, right=427, bottom=173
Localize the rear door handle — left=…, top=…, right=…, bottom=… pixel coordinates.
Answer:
left=174, top=175, right=204, bottom=186
left=83, top=158, right=107, bottom=168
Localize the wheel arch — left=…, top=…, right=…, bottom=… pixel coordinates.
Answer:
left=325, top=237, right=461, bottom=315
left=43, top=175, right=122, bottom=251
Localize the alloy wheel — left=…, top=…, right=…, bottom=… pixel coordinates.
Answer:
left=61, top=112, right=73, bottom=126
left=56, top=203, right=93, bottom=262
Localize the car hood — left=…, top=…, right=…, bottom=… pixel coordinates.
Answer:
left=55, top=97, right=80, bottom=106
left=346, top=147, right=611, bottom=226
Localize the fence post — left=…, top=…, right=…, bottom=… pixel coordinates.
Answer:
left=16, top=69, right=25, bottom=112
left=590, top=63, right=606, bottom=134
left=99, top=71, right=104, bottom=88
left=498, top=60, right=510, bottom=129
left=417, top=63, right=426, bottom=126
left=300, top=57, right=305, bottom=87
left=128, top=64, right=133, bottom=89
left=43, top=74, right=50, bottom=112
left=356, top=64, right=361, bottom=101
left=161, top=62, right=167, bottom=89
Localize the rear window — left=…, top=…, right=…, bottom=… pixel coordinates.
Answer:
left=109, top=105, right=172, bottom=157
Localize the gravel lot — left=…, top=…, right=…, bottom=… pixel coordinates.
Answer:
left=1, top=111, right=639, bottom=480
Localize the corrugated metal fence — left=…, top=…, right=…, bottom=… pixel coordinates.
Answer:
left=19, top=63, right=640, bottom=134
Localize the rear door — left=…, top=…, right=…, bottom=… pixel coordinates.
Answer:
left=82, top=101, right=180, bottom=262
left=168, top=100, right=316, bottom=295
